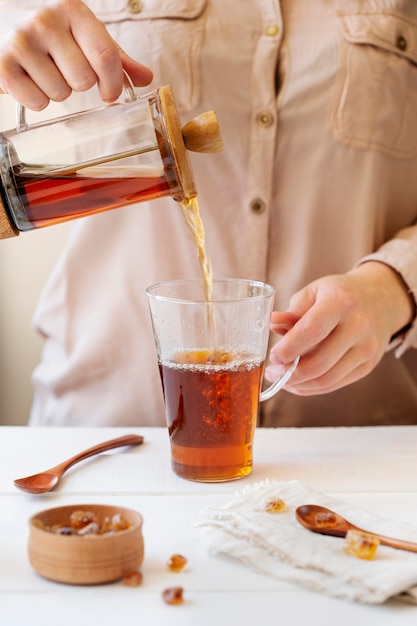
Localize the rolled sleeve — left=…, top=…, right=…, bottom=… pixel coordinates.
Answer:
left=356, top=236, right=417, bottom=355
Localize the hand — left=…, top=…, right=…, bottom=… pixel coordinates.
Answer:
left=0, top=0, right=153, bottom=110
left=265, top=262, right=416, bottom=395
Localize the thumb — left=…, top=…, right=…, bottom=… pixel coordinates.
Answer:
left=119, top=50, right=154, bottom=87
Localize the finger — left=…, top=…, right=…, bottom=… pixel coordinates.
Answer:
left=0, top=3, right=153, bottom=107
left=65, top=7, right=151, bottom=101
left=6, top=50, right=76, bottom=103
left=275, top=299, right=341, bottom=363
left=39, top=5, right=120, bottom=101
left=282, top=358, right=374, bottom=395
left=273, top=338, right=381, bottom=395
left=270, top=316, right=360, bottom=385
left=0, top=57, right=55, bottom=110
left=13, top=3, right=123, bottom=102
left=0, top=15, right=94, bottom=106
left=270, top=311, right=299, bottom=335
left=68, top=32, right=152, bottom=100
left=119, top=50, right=153, bottom=87
left=267, top=323, right=347, bottom=386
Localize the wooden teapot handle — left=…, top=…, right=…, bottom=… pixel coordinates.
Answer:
left=0, top=198, right=18, bottom=239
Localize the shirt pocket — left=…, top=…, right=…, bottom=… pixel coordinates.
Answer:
left=86, top=0, right=208, bottom=113
left=329, top=10, right=417, bottom=158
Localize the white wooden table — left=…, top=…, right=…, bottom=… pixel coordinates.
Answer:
left=1, top=426, right=417, bottom=625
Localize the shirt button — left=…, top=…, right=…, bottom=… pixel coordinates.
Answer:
left=396, top=35, right=407, bottom=51
left=250, top=198, right=266, bottom=214
left=257, top=111, right=274, bottom=127
left=128, top=0, right=143, bottom=13
left=265, top=24, right=279, bottom=37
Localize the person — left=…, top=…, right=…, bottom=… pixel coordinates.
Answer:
left=1, top=0, right=416, bottom=427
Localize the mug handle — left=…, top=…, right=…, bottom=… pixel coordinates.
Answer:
left=260, top=355, right=300, bottom=402
left=15, top=70, right=138, bottom=131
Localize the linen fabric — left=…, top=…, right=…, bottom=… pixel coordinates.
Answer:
left=196, top=479, right=417, bottom=604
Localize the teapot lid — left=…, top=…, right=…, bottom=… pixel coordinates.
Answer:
left=158, top=85, right=196, bottom=201
left=157, top=85, right=223, bottom=201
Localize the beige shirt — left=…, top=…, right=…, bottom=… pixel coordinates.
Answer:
left=24, top=0, right=417, bottom=426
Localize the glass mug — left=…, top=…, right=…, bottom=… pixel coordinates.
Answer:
left=146, top=278, right=299, bottom=482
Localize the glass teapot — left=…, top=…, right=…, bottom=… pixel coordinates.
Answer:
left=0, top=76, right=223, bottom=239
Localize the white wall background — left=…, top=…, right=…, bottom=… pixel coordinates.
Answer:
left=0, top=96, right=70, bottom=425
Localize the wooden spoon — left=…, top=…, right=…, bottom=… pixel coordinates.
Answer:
left=295, top=504, right=417, bottom=553
left=14, top=434, right=144, bottom=494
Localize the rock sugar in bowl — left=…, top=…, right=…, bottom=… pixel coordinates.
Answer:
left=28, top=504, right=144, bottom=585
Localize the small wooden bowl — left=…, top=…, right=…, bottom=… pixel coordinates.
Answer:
left=28, top=504, right=144, bottom=585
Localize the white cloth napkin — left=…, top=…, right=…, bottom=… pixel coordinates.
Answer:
left=196, top=480, right=417, bottom=604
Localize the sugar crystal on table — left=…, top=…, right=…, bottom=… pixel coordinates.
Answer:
left=167, top=554, right=188, bottom=572
left=162, top=587, right=184, bottom=605
left=123, top=571, right=143, bottom=587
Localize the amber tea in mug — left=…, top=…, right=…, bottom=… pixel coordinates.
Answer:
left=146, top=279, right=299, bottom=482
left=160, top=349, right=264, bottom=481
